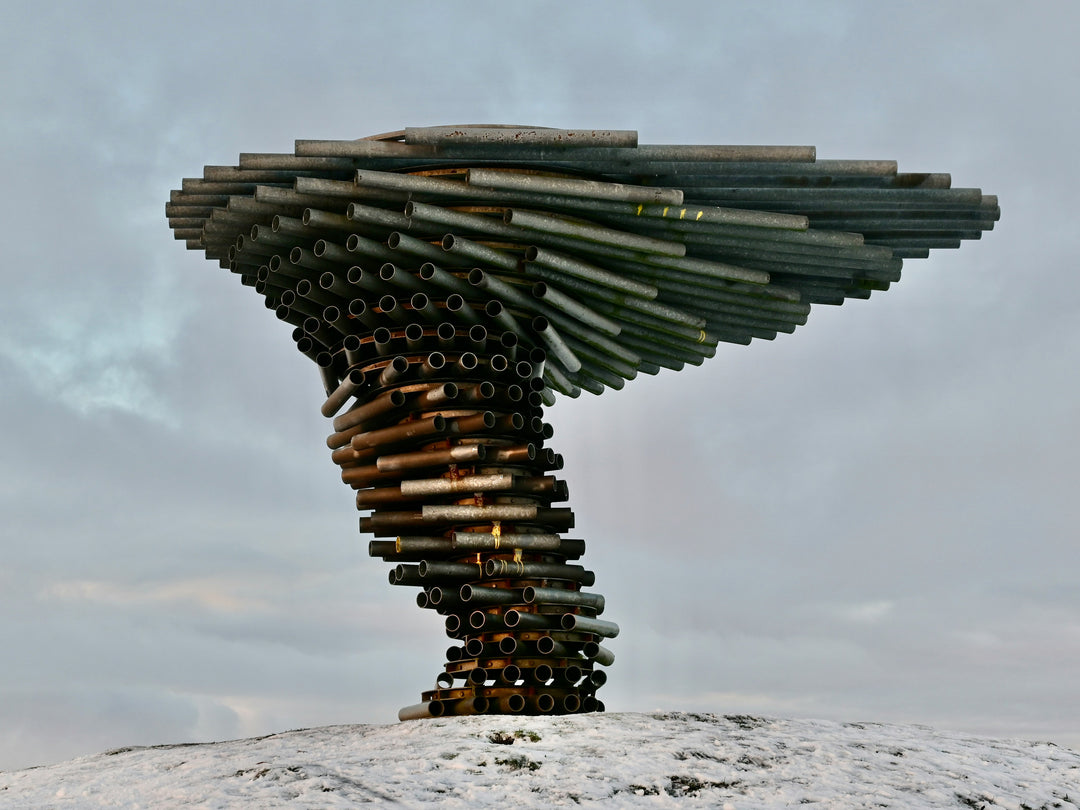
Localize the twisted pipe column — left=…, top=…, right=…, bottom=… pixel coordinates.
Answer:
left=324, top=322, right=615, bottom=718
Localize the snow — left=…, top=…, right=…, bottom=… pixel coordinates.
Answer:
left=1, top=712, right=1077, bottom=808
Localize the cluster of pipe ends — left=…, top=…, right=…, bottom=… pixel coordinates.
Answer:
left=166, top=126, right=996, bottom=719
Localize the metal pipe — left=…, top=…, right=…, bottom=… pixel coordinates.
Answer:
left=523, top=263, right=704, bottom=328
left=351, top=413, right=447, bottom=451
left=409, top=292, right=439, bottom=322
left=371, top=327, right=394, bottom=356
left=534, top=637, right=577, bottom=658
left=452, top=532, right=562, bottom=553
left=316, top=352, right=337, bottom=396
left=387, top=232, right=451, bottom=265
left=469, top=609, right=505, bottom=630
left=400, top=473, right=513, bottom=497
left=503, top=208, right=686, bottom=257
left=460, top=584, right=525, bottom=605
left=404, top=126, right=639, bottom=147
left=530, top=281, right=621, bottom=336
left=418, top=351, right=445, bottom=379
left=460, top=380, right=495, bottom=404
left=485, top=560, right=594, bottom=584
left=404, top=322, right=425, bottom=352
left=443, top=293, right=479, bottom=325
left=379, top=263, right=425, bottom=293
left=524, top=585, right=605, bottom=613
left=368, top=537, right=455, bottom=558
left=301, top=207, right=352, bottom=232
left=441, top=234, right=519, bottom=271
left=378, top=295, right=407, bottom=326
left=331, top=388, right=406, bottom=434
left=343, top=266, right=391, bottom=299
left=418, top=262, right=472, bottom=296
left=531, top=316, right=582, bottom=373
left=347, top=202, right=412, bottom=231
left=560, top=613, right=620, bottom=638
left=344, top=298, right=376, bottom=329
left=503, top=610, right=559, bottom=630
left=468, top=167, right=682, bottom=205
left=421, top=504, right=538, bottom=522
left=345, top=233, right=398, bottom=263
left=484, top=299, right=526, bottom=337
left=449, top=410, right=496, bottom=435
left=320, top=368, right=366, bottom=417
left=375, top=443, right=485, bottom=473
left=398, top=702, right=438, bottom=721
left=376, top=354, right=410, bottom=386
left=412, top=382, right=460, bottom=409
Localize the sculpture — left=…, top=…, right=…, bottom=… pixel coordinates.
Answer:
left=166, top=126, right=996, bottom=718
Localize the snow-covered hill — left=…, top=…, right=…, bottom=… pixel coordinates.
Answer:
left=2, top=712, right=1077, bottom=808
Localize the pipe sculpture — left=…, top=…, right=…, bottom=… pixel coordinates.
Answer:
left=166, top=126, right=997, bottom=719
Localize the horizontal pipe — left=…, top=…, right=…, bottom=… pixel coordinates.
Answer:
left=331, top=388, right=406, bottom=434
left=441, top=233, right=519, bottom=270
left=379, top=262, right=425, bottom=293
left=460, top=585, right=525, bottom=606
left=484, top=560, right=594, bottom=585
left=504, top=208, right=686, bottom=257
left=398, top=702, right=438, bottom=721
left=345, top=233, right=398, bottom=263
left=400, top=473, right=514, bottom=497
left=418, top=262, right=472, bottom=296
left=468, top=610, right=503, bottom=631
left=488, top=444, right=537, bottom=465
left=412, top=382, right=461, bottom=410
left=468, top=167, right=682, bottom=205
left=451, top=532, right=562, bottom=553
left=387, top=231, right=449, bottom=265
left=502, top=610, right=559, bottom=630
left=375, top=443, right=485, bottom=472
left=418, top=560, right=484, bottom=581
left=421, top=504, right=538, bottom=522
left=347, top=202, right=411, bottom=231
left=561, top=613, right=620, bottom=638
left=301, top=207, right=352, bottom=232
left=351, top=414, right=447, bottom=451
left=524, top=585, right=605, bottom=613
left=368, top=537, right=455, bottom=558
left=390, top=564, right=423, bottom=586
left=404, top=126, right=639, bottom=147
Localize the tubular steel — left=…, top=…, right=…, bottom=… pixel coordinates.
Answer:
left=166, top=125, right=996, bottom=721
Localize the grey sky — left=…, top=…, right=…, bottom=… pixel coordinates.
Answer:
left=1, top=1, right=1077, bottom=770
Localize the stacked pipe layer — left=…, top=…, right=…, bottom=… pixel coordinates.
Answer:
left=166, top=126, right=996, bottom=717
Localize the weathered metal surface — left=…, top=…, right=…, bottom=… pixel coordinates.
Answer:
left=166, top=125, right=995, bottom=719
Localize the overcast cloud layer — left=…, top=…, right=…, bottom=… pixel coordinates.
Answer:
left=1, top=1, right=1077, bottom=771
